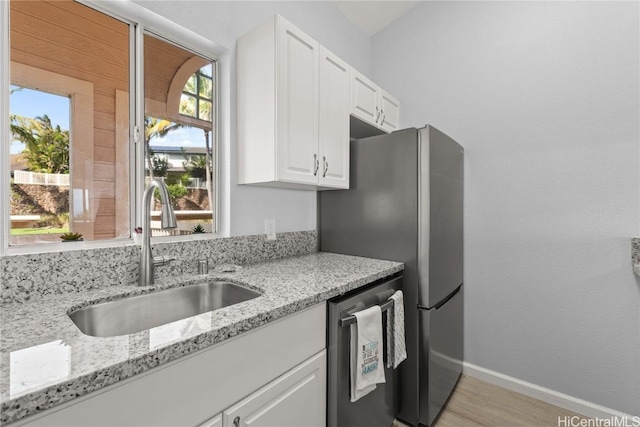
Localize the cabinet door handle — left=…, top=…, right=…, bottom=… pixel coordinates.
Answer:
left=380, top=110, right=385, bottom=126
left=233, top=416, right=241, bottom=427
left=375, top=106, right=381, bottom=123
left=322, top=156, right=328, bottom=178
left=313, top=154, right=319, bottom=176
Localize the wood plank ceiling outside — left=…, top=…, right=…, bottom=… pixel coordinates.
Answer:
left=144, top=34, right=194, bottom=104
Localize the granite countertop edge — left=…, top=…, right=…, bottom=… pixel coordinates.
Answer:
left=632, top=238, right=640, bottom=276
left=0, top=252, right=403, bottom=425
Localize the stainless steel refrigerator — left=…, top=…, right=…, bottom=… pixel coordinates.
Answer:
left=319, top=125, right=464, bottom=427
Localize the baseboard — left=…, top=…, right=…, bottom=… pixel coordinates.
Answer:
left=463, top=362, right=636, bottom=420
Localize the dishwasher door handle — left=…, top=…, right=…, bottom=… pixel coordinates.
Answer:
left=339, top=299, right=395, bottom=327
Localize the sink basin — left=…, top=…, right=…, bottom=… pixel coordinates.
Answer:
left=69, top=281, right=262, bottom=337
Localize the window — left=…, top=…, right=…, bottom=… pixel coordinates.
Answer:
left=2, top=0, right=219, bottom=250
left=10, top=88, right=71, bottom=244
left=181, top=64, right=213, bottom=122
left=8, top=0, right=131, bottom=245
left=144, top=33, right=217, bottom=236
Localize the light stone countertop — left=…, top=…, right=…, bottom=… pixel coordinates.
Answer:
left=0, top=252, right=403, bottom=425
left=632, top=238, right=640, bottom=276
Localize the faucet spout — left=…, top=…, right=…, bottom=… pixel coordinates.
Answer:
left=139, top=179, right=177, bottom=286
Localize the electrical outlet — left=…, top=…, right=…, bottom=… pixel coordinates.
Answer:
left=264, top=219, right=276, bottom=240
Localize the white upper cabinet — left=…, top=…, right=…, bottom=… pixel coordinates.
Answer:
left=237, top=15, right=400, bottom=189
left=318, top=46, right=350, bottom=189
left=350, top=68, right=401, bottom=133
left=276, top=19, right=319, bottom=185
left=237, top=15, right=349, bottom=190
left=378, top=88, right=401, bottom=132
left=351, top=69, right=379, bottom=125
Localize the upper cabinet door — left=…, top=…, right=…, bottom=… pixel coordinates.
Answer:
left=276, top=18, right=320, bottom=185
left=350, top=67, right=401, bottom=134
left=318, top=47, right=349, bottom=189
left=350, top=68, right=380, bottom=126
left=378, top=89, right=400, bottom=133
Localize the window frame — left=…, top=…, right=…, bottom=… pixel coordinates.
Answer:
left=0, top=0, right=222, bottom=256
left=181, top=66, right=214, bottom=122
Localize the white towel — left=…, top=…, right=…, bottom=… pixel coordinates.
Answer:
left=386, top=290, right=407, bottom=369
left=350, top=305, right=385, bottom=402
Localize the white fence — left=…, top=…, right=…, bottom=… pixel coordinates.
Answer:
left=13, top=170, right=70, bottom=186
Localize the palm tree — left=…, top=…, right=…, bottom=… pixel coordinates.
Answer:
left=9, top=87, right=36, bottom=149
left=10, top=114, right=37, bottom=149
left=144, top=117, right=182, bottom=180
left=20, top=115, right=69, bottom=174
left=183, top=155, right=207, bottom=180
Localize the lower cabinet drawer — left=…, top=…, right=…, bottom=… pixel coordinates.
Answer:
left=223, top=350, right=326, bottom=427
left=198, top=414, right=222, bottom=427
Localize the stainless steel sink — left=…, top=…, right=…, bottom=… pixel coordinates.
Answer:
left=69, top=281, right=262, bottom=337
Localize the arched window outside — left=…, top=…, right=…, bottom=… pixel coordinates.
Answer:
left=180, top=64, right=213, bottom=122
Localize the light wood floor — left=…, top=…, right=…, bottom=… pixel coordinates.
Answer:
left=393, top=375, right=589, bottom=427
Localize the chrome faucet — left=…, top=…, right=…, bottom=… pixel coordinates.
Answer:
left=139, top=178, right=178, bottom=286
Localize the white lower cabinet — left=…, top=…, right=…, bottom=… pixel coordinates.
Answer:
left=197, top=350, right=325, bottom=427
left=198, top=413, right=223, bottom=427
left=15, top=305, right=326, bottom=427
left=223, top=351, right=326, bottom=427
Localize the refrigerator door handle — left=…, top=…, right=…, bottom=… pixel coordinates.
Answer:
left=418, top=284, right=462, bottom=311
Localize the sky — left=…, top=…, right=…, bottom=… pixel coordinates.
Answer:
left=149, top=126, right=208, bottom=148
left=10, top=86, right=208, bottom=154
left=10, top=86, right=69, bottom=154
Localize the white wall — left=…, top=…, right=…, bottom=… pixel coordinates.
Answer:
left=373, top=1, right=640, bottom=414
left=134, top=0, right=370, bottom=236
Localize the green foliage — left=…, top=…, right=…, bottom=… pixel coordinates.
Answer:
left=150, top=155, right=169, bottom=177
left=60, top=231, right=83, bottom=241
left=38, top=214, right=65, bottom=228
left=144, top=117, right=183, bottom=179
left=10, top=114, right=37, bottom=148
left=153, top=183, right=188, bottom=204
left=58, top=212, right=70, bottom=228
left=12, top=115, right=69, bottom=174
left=167, top=183, right=188, bottom=200
left=145, top=117, right=182, bottom=141
left=183, top=155, right=208, bottom=180
left=192, top=224, right=205, bottom=234
left=11, top=227, right=67, bottom=236
left=180, top=173, right=192, bottom=186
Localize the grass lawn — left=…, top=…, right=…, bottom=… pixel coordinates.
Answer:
left=11, top=227, right=68, bottom=236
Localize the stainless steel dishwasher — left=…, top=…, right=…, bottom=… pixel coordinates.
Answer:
left=327, top=274, right=403, bottom=427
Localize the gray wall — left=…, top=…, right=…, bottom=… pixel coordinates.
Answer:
left=372, top=1, right=640, bottom=414
left=135, top=0, right=370, bottom=237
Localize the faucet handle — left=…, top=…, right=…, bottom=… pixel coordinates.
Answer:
left=197, top=259, right=209, bottom=275
left=153, top=255, right=176, bottom=266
